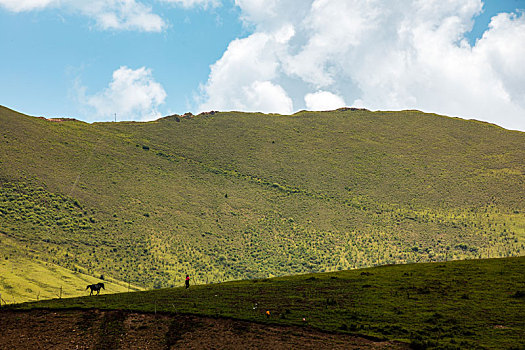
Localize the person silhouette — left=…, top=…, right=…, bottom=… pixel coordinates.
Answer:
left=185, top=274, right=190, bottom=289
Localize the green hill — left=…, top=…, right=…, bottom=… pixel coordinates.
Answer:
left=1, top=105, right=524, bottom=298
left=8, top=257, right=525, bottom=349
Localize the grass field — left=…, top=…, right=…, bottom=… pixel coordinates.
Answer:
left=1, top=105, right=524, bottom=296
left=0, top=232, right=142, bottom=304
left=8, top=257, right=525, bottom=349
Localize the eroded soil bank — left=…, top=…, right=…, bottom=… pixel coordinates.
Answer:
left=0, top=309, right=408, bottom=349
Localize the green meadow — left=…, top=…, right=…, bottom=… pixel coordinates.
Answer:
left=9, top=257, right=525, bottom=349
left=1, top=105, right=524, bottom=300
left=0, top=238, right=142, bottom=304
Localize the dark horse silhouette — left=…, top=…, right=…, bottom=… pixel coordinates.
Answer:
left=86, top=282, right=105, bottom=296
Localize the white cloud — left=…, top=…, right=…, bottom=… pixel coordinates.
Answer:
left=234, top=0, right=311, bottom=30
left=160, top=0, right=220, bottom=9
left=0, top=0, right=54, bottom=12
left=305, top=90, right=345, bottom=111
left=79, top=66, right=167, bottom=121
left=475, top=13, right=525, bottom=107
left=241, top=81, right=293, bottom=114
left=198, top=31, right=293, bottom=114
left=0, top=0, right=166, bottom=32
left=197, top=0, right=525, bottom=130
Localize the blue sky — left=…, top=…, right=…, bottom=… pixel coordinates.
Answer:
left=1, top=0, right=524, bottom=130
left=469, top=0, right=524, bottom=41
left=1, top=1, right=246, bottom=118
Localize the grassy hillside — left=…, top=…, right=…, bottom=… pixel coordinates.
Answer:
left=9, top=257, right=525, bottom=349
left=1, top=105, right=524, bottom=297
left=0, top=238, right=142, bottom=304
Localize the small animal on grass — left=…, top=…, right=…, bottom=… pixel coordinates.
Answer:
left=86, top=282, right=105, bottom=296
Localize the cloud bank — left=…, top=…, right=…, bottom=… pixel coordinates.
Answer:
left=2, top=0, right=524, bottom=129
left=79, top=66, right=166, bottom=121
left=197, top=0, right=525, bottom=130
left=0, top=0, right=166, bottom=32
left=305, top=90, right=346, bottom=111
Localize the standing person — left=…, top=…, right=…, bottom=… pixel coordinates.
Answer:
left=185, top=274, right=190, bottom=289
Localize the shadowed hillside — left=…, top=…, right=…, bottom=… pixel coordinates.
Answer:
left=1, top=105, right=524, bottom=298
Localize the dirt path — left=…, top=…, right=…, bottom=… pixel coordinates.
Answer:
left=0, top=309, right=408, bottom=349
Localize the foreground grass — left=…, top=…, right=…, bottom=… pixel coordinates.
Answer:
left=7, top=257, right=525, bottom=349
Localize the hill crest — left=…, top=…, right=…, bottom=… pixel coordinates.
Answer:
left=1, top=105, right=524, bottom=298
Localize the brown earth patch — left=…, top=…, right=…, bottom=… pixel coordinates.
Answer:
left=0, top=309, right=408, bottom=349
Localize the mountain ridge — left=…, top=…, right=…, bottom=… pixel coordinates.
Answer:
left=1, top=105, right=524, bottom=299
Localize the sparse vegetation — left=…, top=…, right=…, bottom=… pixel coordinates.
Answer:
left=1, top=105, right=524, bottom=299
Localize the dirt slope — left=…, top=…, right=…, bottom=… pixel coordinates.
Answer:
left=0, top=309, right=408, bottom=349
